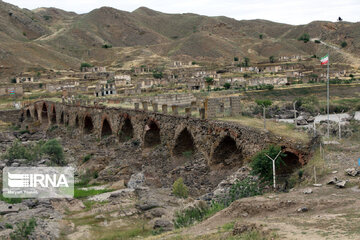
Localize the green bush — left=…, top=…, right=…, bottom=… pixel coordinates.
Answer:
left=102, top=44, right=112, bottom=49
left=250, top=145, right=285, bottom=183
left=80, top=62, right=93, bottom=70
left=234, top=57, right=239, bottom=61
left=40, top=139, right=65, bottom=165
left=314, top=40, right=321, bottom=43
left=2, top=140, right=33, bottom=162
left=174, top=201, right=225, bottom=228
left=341, top=41, right=347, bottom=48
left=10, top=218, right=36, bottom=240
left=10, top=78, right=16, bottom=83
left=153, top=71, right=163, bottom=79
left=5, top=223, right=13, bottom=229
left=222, top=178, right=263, bottom=206
left=298, top=33, right=310, bottom=43
left=0, top=194, right=22, bottom=204
left=224, top=82, right=231, bottom=89
left=83, top=154, right=92, bottom=163
left=172, top=177, right=189, bottom=198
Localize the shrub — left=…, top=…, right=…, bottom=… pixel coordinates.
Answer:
left=40, top=139, right=65, bottom=165
left=102, top=44, right=112, bottom=49
left=250, top=145, right=285, bottom=183
left=221, top=178, right=263, bottom=206
left=298, top=33, right=310, bottom=43
left=152, top=71, right=163, bottom=79
left=234, top=57, right=239, bottom=61
left=182, top=151, right=193, bottom=159
left=43, top=15, right=52, bottom=21
left=223, top=82, right=231, bottom=89
left=80, top=62, right=93, bottom=70
left=259, top=34, right=263, bottom=39
left=10, top=218, right=37, bottom=240
left=172, top=177, right=189, bottom=198
left=2, top=140, right=33, bottom=162
left=5, top=223, right=13, bottom=229
left=341, top=41, right=347, bottom=48
left=269, top=56, right=275, bottom=63
left=83, top=154, right=92, bottom=163
left=10, top=78, right=16, bottom=83
left=314, top=40, right=321, bottom=43
left=191, top=61, right=197, bottom=65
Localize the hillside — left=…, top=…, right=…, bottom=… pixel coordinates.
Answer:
left=0, top=0, right=360, bottom=78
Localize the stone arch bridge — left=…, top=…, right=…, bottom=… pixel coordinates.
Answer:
left=21, top=101, right=311, bottom=167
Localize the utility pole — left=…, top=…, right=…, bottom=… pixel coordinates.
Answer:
left=265, top=151, right=282, bottom=190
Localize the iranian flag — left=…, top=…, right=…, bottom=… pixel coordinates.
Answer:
left=320, top=54, right=329, bottom=65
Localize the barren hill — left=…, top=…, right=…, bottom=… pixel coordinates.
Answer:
left=0, top=0, right=360, bottom=78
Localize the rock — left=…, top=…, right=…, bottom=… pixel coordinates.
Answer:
left=127, top=172, right=144, bottom=189
left=23, top=199, right=39, bottom=209
left=0, top=204, right=19, bottom=215
left=95, top=214, right=106, bottom=219
left=345, top=168, right=359, bottom=177
left=232, top=222, right=257, bottom=235
left=336, top=180, right=347, bottom=188
left=297, top=207, right=308, bottom=212
left=153, top=219, right=173, bottom=232
left=136, top=199, right=159, bottom=211
left=327, top=177, right=338, bottom=185
left=149, top=208, right=166, bottom=218
left=296, top=116, right=308, bottom=125
left=109, top=180, right=125, bottom=190
left=303, top=189, right=313, bottom=194
left=11, top=162, right=20, bottom=167
left=313, top=184, right=322, bottom=187
left=332, top=171, right=338, bottom=174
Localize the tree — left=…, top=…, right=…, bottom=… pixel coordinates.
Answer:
left=259, top=34, right=263, bottom=39
left=80, top=62, right=93, bottom=70
left=269, top=56, right=275, bottom=63
left=341, top=41, right=347, bottom=48
left=205, top=77, right=214, bottom=91
left=223, top=83, right=231, bottom=89
left=298, top=33, right=310, bottom=43
left=234, top=57, right=239, bottom=62
left=255, top=99, right=272, bottom=130
left=250, top=145, right=285, bottom=183
left=242, top=57, right=250, bottom=67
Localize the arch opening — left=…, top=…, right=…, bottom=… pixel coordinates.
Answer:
left=119, top=118, right=134, bottom=142
left=84, top=116, right=94, bottom=134
left=173, top=128, right=195, bottom=156
left=75, top=116, right=79, bottom=128
left=41, top=103, right=48, bottom=124
left=213, top=136, right=242, bottom=165
left=51, top=107, right=56, bottom=124
left=60, top=112, right=64, bottom=124
left=65, top=114, right=69, bottom=126
left=144, top=121, right=161, bottom=148
left=278, top=151, right=301, bottom=175
left=34, top=108, right=38, bottom=120
left=101, top=118, right=112, bottom=137
left=19, top=113, right=24, bottom=122
left=26, top=109, right=31, bottom=119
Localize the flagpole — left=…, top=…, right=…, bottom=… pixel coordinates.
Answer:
left=327, top=53, right=330, bottom=138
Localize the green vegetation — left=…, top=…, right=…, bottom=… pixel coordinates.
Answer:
left=250, top=145, right=285, bottom=183
left=234, top=57, right=239, bottom=61
left=248, top=84, right=274, bottom=91
left=102, top=44, right=112, bottom=49
left=182, top=150, right=193, bottom=159
left=40, top=139, right=65, bottom=165
left=205, top=77, right=214, bottom=91
left=10, top=78, right=16, bottom=83
left=0, top=194, right=22, bottom=204
left=172, top=177, right=189, bottom=199
left=242, top=57, right=250, bottom=67
left=2, top=139, right=65, bottom=166
left=221, top=178, right=263, bottom=206
left=80, top=62, right=93, bottom=70
left=83, top=154, right=92, bottom=163
left=224, top=82, right=231, bottom=89
left=341, top=41, right=348, bottom=48
left=259, top=34, right=263, bottom=39
left=269, top=56, right=275, bottom=63
left=298, top=33, right=310, bottom=43
left=152, top=71, right=163, bottom=79
left=10, top=218, right=37, bottom=240
left=174, top=201, right=225, bottom=228
left=5, top=223, right=13, bottom=229
left=43, top=15, right=52, bottom=21
left=315, top=40, right=321, bottom=43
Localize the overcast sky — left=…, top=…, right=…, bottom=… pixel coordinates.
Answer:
left=3, top=0, right=360, bottom=25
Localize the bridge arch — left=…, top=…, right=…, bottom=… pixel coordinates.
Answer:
left=83, top=115, right=94, bottom=134
left=119, top=116, right=134, bottom=142
left=212, top=135, right=242, bottom=165
left=51, top=106, right=56, bottom=124
left=173, top=128, right=195, bottom=156
left=26, top=109, right=31, bottom=119
left=101, top=117, right=112, bottom=137
left=144, top=120, right=161, bottom=148
left=60, top=112, right=64, bottom=124
left=41, top=102, right=48, bottom=124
